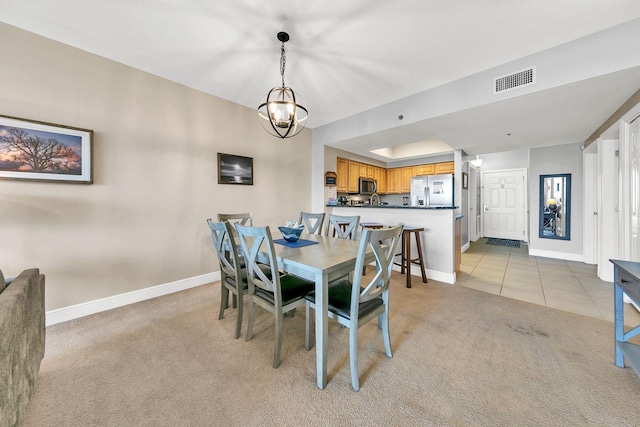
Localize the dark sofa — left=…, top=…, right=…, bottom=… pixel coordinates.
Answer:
left=0, top=268, right=45, bottom=427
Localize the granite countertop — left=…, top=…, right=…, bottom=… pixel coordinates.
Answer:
left=327, top=204, right=458, bottom=210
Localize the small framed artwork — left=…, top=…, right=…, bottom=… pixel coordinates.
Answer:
left=0, top=115, right=93, bottom=184
left=218, top=153, right=253, bottom=185
left=462, top=172, right=468, bottom=189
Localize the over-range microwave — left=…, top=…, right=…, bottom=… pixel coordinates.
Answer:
left=359, top=177, right=377, bottom=195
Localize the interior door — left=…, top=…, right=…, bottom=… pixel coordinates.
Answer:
left=482, top=169, right=526, bottom=240
left=631, top=119, right=640, bottom=260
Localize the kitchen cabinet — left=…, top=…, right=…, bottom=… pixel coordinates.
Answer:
left=348, top=161, right=360, bottom=193
left=336, top=156, right=454, bottom=194
left=435, top=161, right=454, bottom=174
left=367, top=165, right=375, bottom=178
left=415, top=164, right=435, bottom=176
left=401, top=166, right=415, bottom=193
left=387, top=168, right=401, bottom=194
left=375, top=167, right=387, bottom=193
left=336, top=158, right=348, bottom=193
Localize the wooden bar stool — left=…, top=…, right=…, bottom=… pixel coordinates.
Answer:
left=394, top=226, right=428, bottom=288
left=360, top=223, right=384, bottom=275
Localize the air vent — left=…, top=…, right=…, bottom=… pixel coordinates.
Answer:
left=493, top=66, right=536, bottom=94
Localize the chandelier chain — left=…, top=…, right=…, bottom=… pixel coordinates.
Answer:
left=280, top=42, right=286, bottom=87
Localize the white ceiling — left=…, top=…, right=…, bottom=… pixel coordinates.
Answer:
left=2, top=0, right=640, bottom=160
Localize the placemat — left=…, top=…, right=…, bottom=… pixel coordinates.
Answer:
left=273, top=238, right=319, bottom=248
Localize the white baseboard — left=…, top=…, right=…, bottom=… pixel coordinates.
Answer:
left=45, top=272, right=220, bottom=327
left=462, top=242, right=470, bottom=253
left=527, top=248, right=584, bottom=262
left=391, top=264, right=455, bottom=285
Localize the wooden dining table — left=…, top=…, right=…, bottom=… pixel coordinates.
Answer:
left=272, top=233, right=372, bottom=389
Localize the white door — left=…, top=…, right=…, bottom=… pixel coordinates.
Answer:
left=631, top=119, right=640, bottom=260
left=583, top=151, right=598, bottom=264
left=482, top=169, right=526, bottom=240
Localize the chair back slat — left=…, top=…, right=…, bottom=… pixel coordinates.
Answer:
left=235, top=224, right=279, bottom=296
left=207, top=219, right=241, bottom=278
left=351, top=224, right=404, bottom=310
left=299, top=212, right=325, bottom=235
left=325, top=214, right=360, bottom=240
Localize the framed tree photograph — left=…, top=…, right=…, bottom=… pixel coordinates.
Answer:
left=218, top=153, right=253, bottom=185
left=0, top=115, right=93, bottom=184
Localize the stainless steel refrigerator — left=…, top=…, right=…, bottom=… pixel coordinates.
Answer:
left=410, top=174, right=454, bottom=207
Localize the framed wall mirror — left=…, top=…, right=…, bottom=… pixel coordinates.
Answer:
left=539, top=174, right=571, bottom=240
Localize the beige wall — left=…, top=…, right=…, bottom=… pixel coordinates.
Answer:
left=0, top=23, right=312, bottom=310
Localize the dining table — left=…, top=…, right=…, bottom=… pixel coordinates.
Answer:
left=272, top=233, right=372, bottom=389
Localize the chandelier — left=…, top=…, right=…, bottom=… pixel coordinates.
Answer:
left=257, top=32, right=308, bottom=138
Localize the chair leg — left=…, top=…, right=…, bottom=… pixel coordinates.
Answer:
left=381, top=309, right=393, bottom=358
left=245, top=297, right=255, bottom=342
left=274, top=310, right=283, bottom=368
left=305, top=302, right=314, bottom=351
left=405, top=231, right=411, bottom=288
left=414, top=231, right=428, bottom=283
left=234, top=293, right=243, bottom=339
left=219, top=285, right=228, bottom=320
left=349, top=324, right=360, bottom=391
left=231, top=293, right=237, bottom=309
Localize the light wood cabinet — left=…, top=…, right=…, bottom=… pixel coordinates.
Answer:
left=348, top=161, right=360, bottom=193
left=401, top=166, right=415, bottom=193
left=375, top=166, right=387, bottom=193
left=358, top=163, right=367, bottom=178
left=435, top=161, right=454, bottom=174
left=335, top=157, right=454, bottom=194
left=415, top=164, right=435, bottom=176
left=367, top=165, right=375, bottom=178
left=386, top=168, right=401, bottom=194
left=336, top=158, right=348, bottom=193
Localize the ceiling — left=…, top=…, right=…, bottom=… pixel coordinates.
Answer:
left=1, top=0, right=640, bottom=161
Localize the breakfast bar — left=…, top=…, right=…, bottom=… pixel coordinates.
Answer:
left=328, top=205, right=459, bottom=284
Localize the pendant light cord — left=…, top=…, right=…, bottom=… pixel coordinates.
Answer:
left=280, top=42, right=286, bottom=87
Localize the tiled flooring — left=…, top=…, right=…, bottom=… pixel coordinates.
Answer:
left=457, top=238, right=640, bottom=326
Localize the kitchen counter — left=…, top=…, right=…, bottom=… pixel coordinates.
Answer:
left=327, top=205, right=459, bottom=284
left=327, top=204, right=457, bottom=209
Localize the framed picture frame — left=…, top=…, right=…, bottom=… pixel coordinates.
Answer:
left=218, top=153, right=253, bottom=185
left=462, top=172, right=468, bottom=189
left=0, top=115, right=93, bottom=184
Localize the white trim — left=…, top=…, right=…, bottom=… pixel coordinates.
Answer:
left=527, top=249, right=584, bottom=262
left=391, top=265, right=455, bottom=285
left=45, top=272, right=220, bottom=326
left=462, top=241, right=470, bottom=253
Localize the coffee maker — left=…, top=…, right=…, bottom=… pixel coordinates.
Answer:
left=338, top=196, right=349, bottom=206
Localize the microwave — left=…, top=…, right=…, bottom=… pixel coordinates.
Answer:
left=359, top=177, right=377, bottom=195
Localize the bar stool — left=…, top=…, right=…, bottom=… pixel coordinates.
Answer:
left=360, top=223, right=384, bottom=275
left=394, top=226, right=428, bottom=288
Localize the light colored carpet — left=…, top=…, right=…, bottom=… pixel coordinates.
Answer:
left=21, top=272, right=640, bottom=426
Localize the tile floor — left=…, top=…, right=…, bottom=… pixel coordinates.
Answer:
left=457, top=238, right=640, bottom=326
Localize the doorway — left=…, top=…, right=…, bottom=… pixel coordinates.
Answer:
left=482, top=169, right=527, bottom=241
left=468, top=165, right=481, bottom=241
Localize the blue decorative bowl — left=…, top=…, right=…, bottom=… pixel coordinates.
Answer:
left=278, top=225, right=304, bottom=242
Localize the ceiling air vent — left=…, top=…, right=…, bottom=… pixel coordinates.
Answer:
left=493, top=66, right=536, bottom=94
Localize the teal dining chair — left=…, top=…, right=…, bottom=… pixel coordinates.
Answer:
left=235, top=224, right=315, bottom=368
left=305, top=224, right=404, bottom=391
left=325, top=214, right=360, bottom=240
left=298, top=211, right=325, bottom=235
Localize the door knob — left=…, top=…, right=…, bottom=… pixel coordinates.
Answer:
left=484, top=206, right=489, bottom=212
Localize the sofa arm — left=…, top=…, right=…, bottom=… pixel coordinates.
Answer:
left=0, top=268, right=45, bottom=427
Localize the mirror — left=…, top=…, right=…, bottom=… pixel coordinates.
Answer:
left=539, top=174, right=571, bottom=240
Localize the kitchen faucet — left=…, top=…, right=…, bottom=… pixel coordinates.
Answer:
left=370, top=193, right=380, bottom=206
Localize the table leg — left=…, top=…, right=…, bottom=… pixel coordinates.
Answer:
left=315, top=271, right=329, bottom=389
left=615, top=283, right=625, bottom=367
